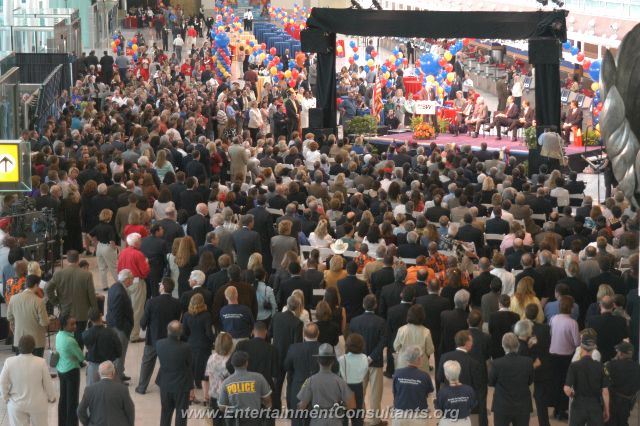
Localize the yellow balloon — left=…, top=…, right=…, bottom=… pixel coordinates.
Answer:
left=426, top=75, right=435, bottom=83
left=384, top=71, right=390, bottom=79
left=336, top=45, right=343, bottom=53
left=300, top=23, right=305, bottom=29
left=389, top=55, right=396, bottom=63
left=259, top=53, right=265, bottom=62
left=367, top=59, right=374, bottom=67
left=289, top=18, right=294, bottom=24
left=132, top=44, right=138, bottom=52
left=447, top=72, right=456, bottom=82
left=397, top=52, right=403, bottom=59
left=437, top=87, right=444, bottom=95
left=270, top=66, right=277, bottom=75
left=591, top=82, right=600, bottom=91
left=595, top=123, right=600, bottom=132
left=284, top=70, right=292, bottom=79
left=218, top=26, right=224, bottom=32
left=444, top=51, right=452, bottom=61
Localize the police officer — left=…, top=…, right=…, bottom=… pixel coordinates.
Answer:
left=563, top=335, right=610, bottom=426
left=604, top=342, right=640, bottom=426
left=219, top=351, right=272, bottom=426
left=297, top=344, right=356, bottom=426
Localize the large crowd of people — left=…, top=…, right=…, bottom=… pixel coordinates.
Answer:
left=0, top=4, right=638, bottom=426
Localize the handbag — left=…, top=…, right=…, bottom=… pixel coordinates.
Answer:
left=262, top=285, right=272, bottom=311
left=46, top=315, right=60, bottom=368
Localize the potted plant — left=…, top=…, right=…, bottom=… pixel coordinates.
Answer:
left=412, top=115, right=436, bottom=140
left=346, top=115, right=377, bottom=136
left=584, top=128, right=601, bottom=146
left=524, top=126, right=537, bottom=149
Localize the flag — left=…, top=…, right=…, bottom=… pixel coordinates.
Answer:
left=372, top=78, right=383, bottom=123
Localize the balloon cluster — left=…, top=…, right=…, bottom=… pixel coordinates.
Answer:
left=269, top=4, right=309, bottom=41
left=212, top=30, right=232, bottom=80
left=562, top=42, right=599, bottom=81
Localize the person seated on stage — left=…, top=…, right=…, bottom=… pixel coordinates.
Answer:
left=453, top=91, right=467, bottom=137
left=507, top=100, right=535, bottom=140
left=561, top=100, right=583, bottom=145
left=386, top=109, right=401, bottom=130
left=484, top=96, right=520, bottom=141
left=465, top=96, right=488, bottom=138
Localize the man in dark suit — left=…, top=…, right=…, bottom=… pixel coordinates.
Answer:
left=136, top=278, right=182, bottom=395
left=232, top=214, right=262, bottom=270
left=466, top=311, right=491, bottom=426
left=396, top=231, right=429, bottom=259
left=488, top=333, right=534, bottom=426
left=169, top=172, right=187, bottom=210
left=455, top=213, right=485, bottom=255
left=439, top=289, right=470, bottom=358
left=507, top=99, right=535, bottom=141
left=156, top=321, right=195, bottom=426
left=206, top=255, right=231, bottom=295
left=524, top=304, right=553, bottom=426
left=370, top=255, right=395, bottom=300
left=227, top=321, right=279, bottom=418
left=198, top=231, right=224, bottom=262
left=515, top=253, right=545, bottom=299
left=186, top=203, right=213, bottom=248
left=284, top=323, right=321, bottom=416
left=106, top=269, right=134, bottom=382
left=416, top=279, right=451, bottom=358
left=277, top=262, right=313, bottom=311
left=505, top=238, right=526, bottom=272
left=337, top=261, right=370, bottom=322
left=184, top=149, right=207, bottom=183
left=140, top=224, right=168, bottom=298
left=586, top=296, right=629, bottom=362
left=179, top=270, right=214, bottom=314
left=385, top=287, right=414, bottom=377
left=587, top=256, right=626, bottom=305
left=99, top=51, right=115, bottom=83
left=247, top=195, right=275, bottom=270
left=468, top=258, right=494, bottom=308
left=158, top=207, right=185, bottom=247
left=348, top=295, right=388, bottom=426
left=78, top=360, right=134, bottom=426
left=562, top=100, right=583, bottom=144
left=534, top=250, right=567, bottom=302
left=484, top=96, right=519, bottom=141
left=180, top=177, right=204, bottom=217
left=436, top=330, right=487, bottom=425
left=284, top=89, right=300, bottom=140
left=378, top=266, right=407, bottom=319
left=488, top=295, right=521, bottom=359
left=485, top=207, right=510, bottom=235
left=269, top=296, right=303, bottom=411
left=424, top=195, right=450, bottom=222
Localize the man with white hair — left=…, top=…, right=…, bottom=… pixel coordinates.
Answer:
left=186, top=202, right=213, bottom=248
left=78, top=360, right=135, bottom=426
left=107, top=269, right=134, bottom=382
left=435, top=360, right=477, bottom=426
left=488, top=333, right=534, bottom=426
left=180, top=270, right=213, bottom=314
left=391, top=345, right=434, bottom=426
left=157, top=205, right=185, bottom=247
left=117, top=233, right=150, bottom=343
left=92, top=182, right=117, bottom=219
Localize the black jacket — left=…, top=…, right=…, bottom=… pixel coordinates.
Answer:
left=269, top=310, right=303, bottom=371
left=106, top=282, right=134, bottom=337
left=158, top=218, right=185, bottom=247
left=186, top=213, right=213, bottom=248
left=182, top=311, right=215, bottom=349
left=455, top=224, right=485, bottom=254
left=586, top=312, right=629, bottom=362
left=386, top=302, right=411, bottom=347
left=485, top=217, right=510, bottom=235
left=437, top=348, right=486, bottom=411
left=77, top=378, right=134, bottom=426
left=468, top=327, right=492, bottom=366
left=169, top=182, right=187, bottom=210
left=227, top=337, right=280, bottom=389
left=370, top=266, right=395, bottom=300
left=415, top=293, right=451, bottom=347
left=488, top=353, right=533, bottom=415
left=284, top=341, right=320, bottom=407
left=468, top=272, right=494, bottom=308
left=156, top=336, right=195, bottom=392
left=180, top=286, right=214, bottom=314
left=337, top=275, right=369, bottom=322
left=379, top=282, right=404, bottom=319
left=277, top=276, right=313, bottom=311
left=232, top=227, right=262, bottom=269
left=206, top=269, right=229, bottom=295
left=488, top=310, right=520, bottom=358
left=141, top=294, right=182, bottom=346
left=180, top=190, right=204, bottom=217
left=349, top=311, right=388, bottom=367
left=439, top=308, right=469, bottom=355
left=82, top=324, right=122, bottom=363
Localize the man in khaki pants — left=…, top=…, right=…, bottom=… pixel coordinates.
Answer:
left=116, top=233, right=149, bottom=343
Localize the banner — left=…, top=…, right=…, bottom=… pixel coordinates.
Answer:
left=415, top=100, right=437, bottom=115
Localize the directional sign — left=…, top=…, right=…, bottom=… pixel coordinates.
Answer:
left=0, top=144, right=19, bottom=183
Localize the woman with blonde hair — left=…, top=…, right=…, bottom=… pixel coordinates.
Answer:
left=271, top=250, right=299, bottom=290
left=330, top=173, right=348, bottom=198
left=481, top=176, right=497, bottom=203
left=123, top=209, right=148, bottom=243
left=585, top=284, right=615, bottom=324
left=154, top=149, right=175, bottom=183
left=309, top=219, right=334, bottom=249
left=323, top=255, right=347, bottom=290
left=167, top=237, right=182, bottom=295
left=183, top=292, right=214, bottom=403
left=62, top=186, right=83, bottom=252
left=204, top=332, right=234, bottom=426
left=271, top=220, right=298, bottom=271
left=283, top=289, right=311, bottom=324
left=510, top=277, right=544, bottom=322
left=89, top=209, right=119, bottom=291
left=175, top=236, right=199, bottom=295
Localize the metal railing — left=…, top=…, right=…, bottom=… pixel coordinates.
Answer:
left=33, top=64, right=63, bottom=132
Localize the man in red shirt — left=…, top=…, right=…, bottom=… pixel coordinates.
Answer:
left=117, top=232, right=150, bottom=342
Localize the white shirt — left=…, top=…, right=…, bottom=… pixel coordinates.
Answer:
left=491, top=268, right=515, bottom=296
left=338, top=353, right=369, bottom=384
left=0, top=354, right=56, bottom=409
left=511, top=81, right=523, bottom=97
left=462, top=78, right=474, bottom=92
left=550, top=187, right=570, bottom=208
left=173, top=36, right=184, bottom=47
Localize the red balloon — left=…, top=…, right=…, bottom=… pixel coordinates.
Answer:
left=273, top=56, right=280, bottom=64
left=371, top=50, right=378, bottom=58
left=277, top=71, right=284, bottom=80
left=403, top=58, right=408, bottom=64
left=380, top=78, right=387, bottom=86
left=270, top=47, right=277, bottom=55
left=288, top=80, right=296, bottom=88
left=291, top=69, right=299, bottom=79
left=114, top=38, right=121, bottom=46
left=576, top=52, right=585, bottom=62
left=438, top=58, right=447, bottom=67
left=348, top=57, right=355, bottom=64
left=132, top=37, right=137, bottom=44
left=261, top=43, right=267, bottom=50
left=445, top=63, right=453, bottom=72
left=582, top=59, right=591, bottom=70
left=336, top=98, right=343, bottom=106
left=352, top=46, right=358, bottom=53
left=462, top=38, right=470, bottom=46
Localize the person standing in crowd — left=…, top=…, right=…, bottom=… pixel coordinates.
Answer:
left=182, top=293, right=215, bottom=403
left=136, top=277, right=182, bottom=395
left=106, top=269, right=134, bottom=383
left=563, top=334, right=610, bottom=425
left=436, top=360, right=477, bottom=426
left=82, top=308, right=122, bottom=386
left=46, top=250, right=98, bottom=349
left=284, top=322, right=322, bottom=420
left=220, top=286, right=254, bottom=341
left=77, top=361, right=135, bottom=426
left=173, top=33, right=184, bottom=62
left=7, top=274, right=49, bottom=357
left=392, top=345, right=434, bottom=426
left=204, top=332, right=234, bottom=426
left=337, top=333, right=369, bottom=426
left=0, top=335, right=57, bottom=426
left=605, top=342, right=640, bottom=426
left=56, top=314, right=85, bottom=426
left=140, top=223, right=168, bottom=298
left=156, top=321, right=194, bottom=426
left=117, top=233, right=150, bottom=343
left=488, top=333, right=534, bottom=426
left=386, top=287, right=415, bottom=378
left=394, top=305, right=434, bottom=373
left=89, top=209, right=119, bottom=292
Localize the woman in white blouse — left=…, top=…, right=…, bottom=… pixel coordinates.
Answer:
left=338, top=333, right=369, bottom=426
left=247, top=100, right=263, bottom=143
left=308, top=219, right=334, bottom=248
left=282, top=289, right=311, bottom=325
left=394, top=305, right=435, bottom=373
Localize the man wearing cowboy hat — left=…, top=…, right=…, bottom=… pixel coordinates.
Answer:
left=297, top=343, right=356, bottom=426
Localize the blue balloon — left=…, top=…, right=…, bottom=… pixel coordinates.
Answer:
left=386, top=80, right=393, bottom=88
left=112, top=35, right=118, bottom=40
left=277, top=63, right=283, bottom=70
left=381, top=65, right=388, bottom=73
left=364, top=65, right=370, bottom=73
left=366, top=54, right=371, bottom=61
left=249, top=41, right=255, bottom=47
left=395, top=59, right=402, bottom=67
left=353, top=53, right=359, bottom=61
left=133, top=54, right=138, bottom=61
left=570, top=46, right=579, bottom=55
left=349, top=40, right=356, bottom=48
left=588, top=59, right=601, bottom=81
left=273, top=76, right=279, bottom=82
left=289, top=60, right=296, bottom=69
left=268, top=54, right=273, bottom=60
left=562, top=41, right=571, bottom=50
left=392, top=47, right=399, bottom=55
left=128, top=41, right=133, bottom=48
left=215, top=32, right=230, bottom=48
left=263, top=59, right=269, bottom=66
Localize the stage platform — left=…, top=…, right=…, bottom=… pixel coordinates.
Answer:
left=365, top=131, right=599, bottom=156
